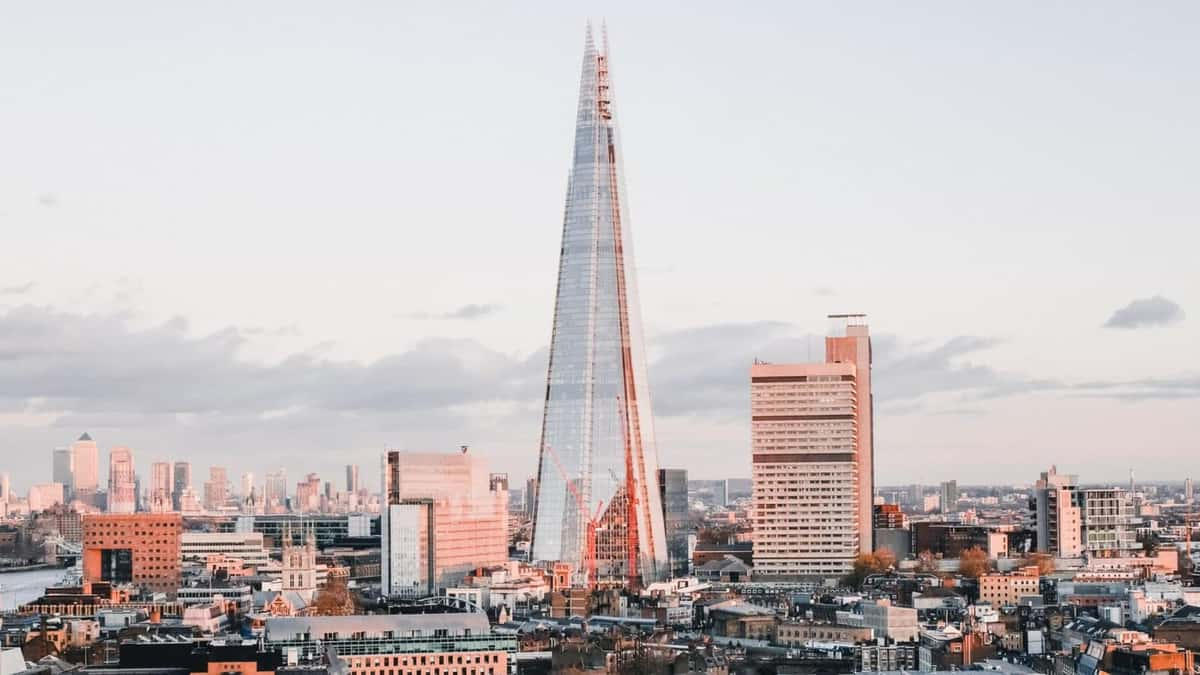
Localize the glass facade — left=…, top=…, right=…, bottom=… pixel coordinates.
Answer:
left=530, top=26, right=668, bottom=583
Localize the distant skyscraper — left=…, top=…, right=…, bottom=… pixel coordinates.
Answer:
left=172, top=461, right=192, bottom=511
left=1034, top=466, right=1083, bottom=557
left=71, top=433, right=100, bottom=506
left=658, top=469, right=690, bottom=577
left=296, top=473, right=321, bottom=513
left=265, top=469, right=288, bottom=514
left=530, top=25, right=668, bottom=585
left=750, top=316, right=874, bottom=579
left=150, top=462, right=172, bottom=513
left=0, top=473, right=9, bottom=502
left=346, top=465, right=360, bottom=494
left=940, top=480, right=959, bottom=514
left=204, top=466, right=229, bottom=511
left=1186, top=478, right=1194, bottom=504
left=381, top=449, right=508, bottom=597
left=53, top=448, right=73, bottom=498
left=107, top=447, right=137, bottom=514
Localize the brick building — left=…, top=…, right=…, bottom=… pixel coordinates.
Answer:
left=82, top=513, right=182, bottom=596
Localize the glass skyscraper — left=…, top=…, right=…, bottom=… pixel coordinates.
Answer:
left=530, top=25, right=668, bottom=584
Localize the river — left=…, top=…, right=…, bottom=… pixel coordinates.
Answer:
left=0, top=567, right=67, bottom=611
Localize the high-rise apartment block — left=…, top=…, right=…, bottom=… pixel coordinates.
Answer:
left=1034, top=467, right=1083, bottom=557
left=71, top=432, right=100, bottom=506
left=940, top=480, right=959, bottom=514
left=750, top=316, right=873, bottom=579
left=107, top=446, right=137, bottom=514
left=381, top=449, right=508, bottom=597
left=82, top=512, right=182, bottom=595
left=530, top=26, right=668, bottom=585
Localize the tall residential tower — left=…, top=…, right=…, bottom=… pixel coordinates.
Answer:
left=750, top=316, right=874, bottom=579
left=530, top=25, right=668, bottom=584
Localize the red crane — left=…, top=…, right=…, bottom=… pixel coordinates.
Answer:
left=543, top=443, right=604, bottom=588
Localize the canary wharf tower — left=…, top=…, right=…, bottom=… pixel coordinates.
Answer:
left=530, top=25, right=668, bottom=585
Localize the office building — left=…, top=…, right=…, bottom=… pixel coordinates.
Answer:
left=172, top=461, right=192, bottom=511
left=381, top=449, right=507, bottom=597
left=180, top=531, right=270, bottom=567
left=979, top=567, right=1040, bottom=607
left=530, top=26, right=669, bottom=584
left=346, top=464, right=360, bottom=494
left=28, top=483, right=65, bottom=511
left=750, top=316, right=873, bottom=579
left=524, top=477, right=538, bottom=521
left=265, top=469, right=288, bottom=514
left=52, top=447, right=73, bottom=498
left=1186, top=478, right=1194, bottom=504
left=82, top=512, right=182, bottom=595
left=262, top=614, right=516, bottom=675
left=0, top=472, right=9, bottom=502
left=71, top=432, right=100, bottom=506
left=940, top=480, right=959, bottom=514
left=107, top=446, right=137, bottom=514
left=296, top=473, right=321, bottom=513
left=658, top=468, right=690, bottom=577
left=231, top=513, right=375, bottom=549
left=204, top=466, right=229, bottom=511
left=149, top=461, right=172, bottom=513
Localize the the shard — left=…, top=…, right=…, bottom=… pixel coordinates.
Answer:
left=530, top=24, right=668, bottom=585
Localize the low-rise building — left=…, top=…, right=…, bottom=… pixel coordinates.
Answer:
left=776, top=621, right=872, bottom=647
left=181, top=531, right=270, bottom=568
left=862, top=599, right=919, bottom=643
left=979, top=567, right=1040, bottom=607
left=262, top=614, right=516, bottom=675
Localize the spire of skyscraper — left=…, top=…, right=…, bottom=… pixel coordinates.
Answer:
left=530, top=25, right=668, bottom=585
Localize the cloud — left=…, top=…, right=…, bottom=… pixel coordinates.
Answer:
left=1, top=282, right=35, bottom=296
left=1071, top=375, right=1200, bottom=401
left=1103, top=295, right=1185, bottom=329
left=646, top=322, right=1045, bottom=418
left=404, top=303, right=502, bottom=320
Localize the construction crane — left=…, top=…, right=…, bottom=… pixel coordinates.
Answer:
left=543, top=443, right=604, bottom=588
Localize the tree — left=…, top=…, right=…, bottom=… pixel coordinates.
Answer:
left=841, top=548, right=898, bottom=588
left=958, top=546, right=990, bottom=578
left=313, top=576, right=356, bottom=616
left=915, top=550, right=940, bottom=574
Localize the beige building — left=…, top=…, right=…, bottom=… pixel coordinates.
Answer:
left=750, top=318, right=873, bottom=579
left=777, top=621, right=873, bottom=646
left=107, top=447, right=136, bottom=514
left=979, top=567, right=1040, bottom=606
left=1034, top=466, right=1083, bottom=557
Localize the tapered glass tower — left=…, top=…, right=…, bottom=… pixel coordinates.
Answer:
left=530, top=25, right=668, bottom=585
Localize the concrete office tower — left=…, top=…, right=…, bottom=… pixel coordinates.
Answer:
left=940, top=480, right=959, bottom=514
left=750, top=316, right=874, bottom=579
left=204, top=466, right=229, bottom=511
left=1186, top=478, right=1194, bottom=504
left=149, top=462, right=172, bottom=513
left=1034, top=466, right=1083, bottom=557
left=172, top=462, right=192, bottom=511
left=345, top=465, right=360, bottom=494
left=71, top=433, right=100, bottom=506
left=296, top=473, right=321, bottom=513
left=381, top=449, right=508, bottom=597
left=107, top=447, right=137, bottom=514
left=53, top=448, right=74, bottom=499
left=530, top=25, right=668, bottom=585
left=0, top=472, right=9, bottom=502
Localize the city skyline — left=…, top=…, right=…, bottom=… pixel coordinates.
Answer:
left=1, top=5, right=1197, bottom=489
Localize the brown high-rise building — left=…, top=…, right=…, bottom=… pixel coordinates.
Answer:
left=750, top=315, right=873, bottom=580
left=82, top=512, right=182, bottom=596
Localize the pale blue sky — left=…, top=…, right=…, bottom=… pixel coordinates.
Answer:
left=0, top=2, right=1197, bottom=493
